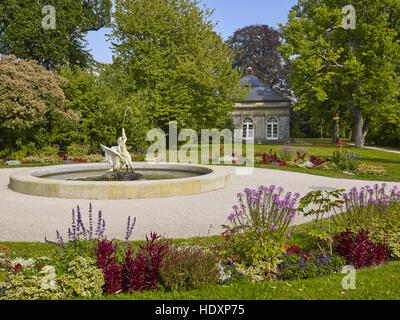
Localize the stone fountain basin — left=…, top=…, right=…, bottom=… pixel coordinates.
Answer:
left=9, top=162, right=231, bottom=199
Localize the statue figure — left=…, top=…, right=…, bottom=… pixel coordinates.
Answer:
left=100, top=128, right=134, bottom=173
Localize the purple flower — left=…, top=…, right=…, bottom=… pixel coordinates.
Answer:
left=227, top=214, right=236, bottom=221
left=258, top=228, right=265, bottom=233
left=269, top=224, right=278, bottom=231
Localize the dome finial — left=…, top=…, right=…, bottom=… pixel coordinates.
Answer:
left=245, top=67, right=253, bottom=76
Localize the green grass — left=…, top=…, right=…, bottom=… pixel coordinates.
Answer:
left=252, top=138, right=400, bottom=182
left=1, top=217, right=399, bottom=300
left=88, top=261, right=400, bottom=300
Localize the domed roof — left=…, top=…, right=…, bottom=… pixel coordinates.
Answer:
left=239, top=67, right=288, bottom=103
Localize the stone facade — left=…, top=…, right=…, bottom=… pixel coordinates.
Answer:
left=233, top=68, right=290, bottom=144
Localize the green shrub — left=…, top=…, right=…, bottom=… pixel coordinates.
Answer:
left=57, top=256, right=104, bottom=298
left=66, top=143, right=90, bottom=158
left=354, top=162, right=387, bottom=176
left=317, top=161, right=338, bottom=171
left=38, top=145, right=60, bottom=156
left=221, top=186, right=299, bottom=279
left=0, top=256, right=104, bottom=300
left=278, top=253, right=345, bottom=280
left=278, top=146, right=295, bottom=161
left=159, top=245, right=219, bottom=291
left=332, top=184, right=400, bottom=258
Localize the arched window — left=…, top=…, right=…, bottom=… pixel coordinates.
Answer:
left=242, top=118, right=254, bottom=140
left=267, top=118, right=279, bottom=140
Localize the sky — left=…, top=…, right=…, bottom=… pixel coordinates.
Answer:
left=84, top=0, right=299, bottom=64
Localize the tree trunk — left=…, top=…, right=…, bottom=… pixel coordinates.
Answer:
left=354, top=109, right=370, bottom=148
left=320, top=115, right=324, bottom=138
left=332, top=119, right=339, bottom=143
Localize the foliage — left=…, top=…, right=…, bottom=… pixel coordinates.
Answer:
left=317, top=161, right=338, bottom=171
left=332, top=148, right=360, bottom=171
left=309, top=155, right=330, bottom=167
left=45, top=204, right=136, bottom=276
left=66, top=143, right=90, bottom=158
left=298, top=188, right=345, bottom=255
left=0, top=56, right=79, bottom=155
left=121, top=233, right=170, bottom=293
left=159, top=245, right=219, bottom=291
left=295, top=147, right=309, bottom=160
left=227, top=24, right=294, bottom=103
left=333, top=184, right=400, bottom=258
left=95, top=239, right=123, bottom=294
left=334, top=229, right=388, bottom=269
left=259, top=149, right=280, bottom=164
left=57, top=256, right=104, bottom=298
left=109, top=0, right=246, bottom=134
left=279, top=252, right=345, bottom=280
left=226, top=185, right=299, bottom=238
left=278, top=146, right=296, bottom=161
left=280, top=0, right=400, bottom=148
left=220, top=186, right=299, bottom=279
left=333, top=184, right=400, bottom=234
left=0, top=0, right=112, bottom=70
left=0, top=256, right=104, bottom=300
left=354, top=162, right=387, bottom=176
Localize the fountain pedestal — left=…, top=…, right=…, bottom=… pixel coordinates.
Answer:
left=102, top=171, right=144, bottom=181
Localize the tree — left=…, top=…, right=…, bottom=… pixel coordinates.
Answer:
left=109, top=0, right=246, bottom=135
left=0, top=0, right=112, bottom=70
left=0, top=55, right=79, bottom=154
left=280, top=0, right=400, bottom=148
left=227, top=24, right=295, bottom=104
left=60, top=65, right=154, bottom=152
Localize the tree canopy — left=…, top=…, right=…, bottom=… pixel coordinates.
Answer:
left=280, top=0, right=400, bottom=147
left=0, top=55, right=79, bottom=155
left=0, top=0, right=112, bottom=70
left=109, top=0, right=246, bottom=134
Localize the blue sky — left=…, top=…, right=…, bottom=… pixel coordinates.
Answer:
left=85, top=0, right=298, bottom=64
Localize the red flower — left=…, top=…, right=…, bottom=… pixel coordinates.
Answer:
left=338, top=140, right=343, bottom=145
left=335, top=149, right=339, bottom=153
left=38, top=265, right=44, bottom=269
left=321, top=238, right=325, bottom=241
left=1, top=246, right=9, bottom=251
left=308, top=238, right=313, bottom=241
left=13, top=264, right=22, bottom=271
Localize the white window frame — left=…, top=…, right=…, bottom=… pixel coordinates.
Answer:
left=242, top=118, right=254, bottom=140
left=266, top=118, right=279, bottom=140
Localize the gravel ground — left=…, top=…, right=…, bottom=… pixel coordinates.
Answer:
left=0, top=166, right=398, bottom=242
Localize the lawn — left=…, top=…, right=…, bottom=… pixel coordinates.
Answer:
left=250, top=138, right=400, bottom=182
left=2, top=218, right=399, bottom=300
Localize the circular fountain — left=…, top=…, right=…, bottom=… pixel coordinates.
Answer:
left=9, top=162, right=231, bottom=199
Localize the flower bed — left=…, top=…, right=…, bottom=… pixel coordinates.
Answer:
left=1, top=183, right=399, bottom=300
left=255, top=143, right=387, bottom=177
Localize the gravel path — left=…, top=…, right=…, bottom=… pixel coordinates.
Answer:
left=0, top=166, right=399, bottom=242
left=347, top=144, right=400, bottom=154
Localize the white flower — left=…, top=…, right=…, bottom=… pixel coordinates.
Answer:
left=297, top=161, right=314, bottom=168
left=11, top=257, right=36, bottom=269
left=217, top=263, right=232, bottom=284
